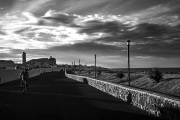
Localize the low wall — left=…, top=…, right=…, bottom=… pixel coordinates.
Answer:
left=0, top=67, right=62, bottom=84
left=0, top=69, right=21, bottom=84
left=66, top=73, right=180, bottom=119
left=28, top=69, right=41, bottom=78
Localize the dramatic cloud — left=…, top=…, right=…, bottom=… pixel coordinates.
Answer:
left=41, top=10, right=80, bottom=27
left=55, top=0, right=174, bottom=15
left=49, top=41, right=124, bottom=56
left=0, top=0, right=180, bottom=67
left=78, top=20, right=129, bottom=36
left=10, top=0, right=52, bottom=14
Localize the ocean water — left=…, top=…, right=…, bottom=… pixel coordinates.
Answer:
left=111, top=68, right=180, bottom=73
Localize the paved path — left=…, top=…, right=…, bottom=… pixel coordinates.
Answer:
left=0, top=72, right=161, bottom=120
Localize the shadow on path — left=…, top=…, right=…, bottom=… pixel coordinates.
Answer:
left=0, top=72, right=161, bottom=120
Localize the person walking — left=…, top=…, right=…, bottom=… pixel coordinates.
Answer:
left=19, top=68, right=29, bottom=92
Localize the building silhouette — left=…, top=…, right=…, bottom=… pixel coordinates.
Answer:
left=22, top=52, right=26, bottom=65
left=0, top=60, right=16, bottom=70
left=27, top=56, right=56, bottom=68
left=49, top=56, right=56, bottom=66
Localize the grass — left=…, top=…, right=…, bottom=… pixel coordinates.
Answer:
left=75, top=70, right=180, bottom=97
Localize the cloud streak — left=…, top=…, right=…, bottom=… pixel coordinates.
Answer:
left=0, top=0, right=180, bottom=67
left=10, top=0, right=52, bottom=13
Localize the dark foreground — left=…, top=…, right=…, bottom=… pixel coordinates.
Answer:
left=0, top=72, right=161, bottom=120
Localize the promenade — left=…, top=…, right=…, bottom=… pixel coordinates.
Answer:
left=0, top=72, right=161, bottom=120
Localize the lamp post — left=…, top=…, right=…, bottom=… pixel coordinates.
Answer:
left=95, top=54, right=96, bottom=79
left=127, top=40, right=130, bottom=86
left=72, top=62, right=73, bottom=70
left=79, top=59, right=80, bottom=75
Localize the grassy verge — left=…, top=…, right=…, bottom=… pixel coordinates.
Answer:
left=75, top=70, right=180, bottom=97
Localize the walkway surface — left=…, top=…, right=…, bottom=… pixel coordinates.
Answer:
left=0, top=72, right=161, bottom=120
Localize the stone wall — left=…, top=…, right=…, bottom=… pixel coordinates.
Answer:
left=66, top=73, right=180, bottom=119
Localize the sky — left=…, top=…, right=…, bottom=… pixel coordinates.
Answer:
left=0, top=0, right=180, bottom=68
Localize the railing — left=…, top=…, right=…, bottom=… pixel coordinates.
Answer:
left=65, top=72, right=180, bottom=119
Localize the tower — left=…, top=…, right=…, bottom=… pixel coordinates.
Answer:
left=22, top=52, right=26, bottom=65
left=49, top=56, right=56, bottom=66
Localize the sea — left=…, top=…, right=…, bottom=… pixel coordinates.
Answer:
left=110, top=68, right=180, bottom=73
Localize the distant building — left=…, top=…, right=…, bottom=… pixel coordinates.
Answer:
left=49, top=56, right=56, bottom=66
left=0, top=60, right=16, bottom=70
left=22, top=52, right=26, bottom=65
left=27, top=56, right=56, bottom=68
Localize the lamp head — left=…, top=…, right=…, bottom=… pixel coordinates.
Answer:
left=127, top=39, right=130, bottom=46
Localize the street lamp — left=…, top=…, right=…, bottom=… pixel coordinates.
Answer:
left=127, top=40, right=130, bottom=86
left=79, top=59, right=80, bottom=75
left=95, top=54, right=96, bottom=79
left=72, top=62, right=73, bottom=70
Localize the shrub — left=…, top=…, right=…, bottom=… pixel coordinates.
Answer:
left=88, top=70, right=91, bottom=75
left=79, top=69, right=81, bottom=74
left=117, top=71, right=124, bottom=79
left=148, top=67, right=163, bottom=82
left=66, top=69, right=74, bottom=74
left=97, top=70, right=102, bottom=77
left=107, top=70, right=116, bottom=73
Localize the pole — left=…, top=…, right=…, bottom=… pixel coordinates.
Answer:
left=72, top=62, right=73, bottom=70
left=79, top=59, right=80, bottom=75
left=127, top=40, right=130, bottom=86
left=95, top=54, right=96, bottom=79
